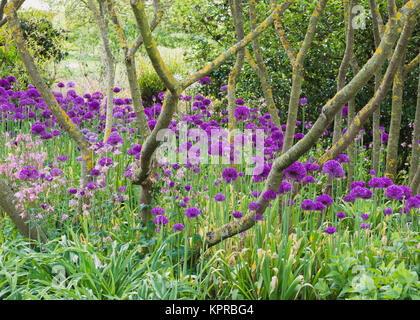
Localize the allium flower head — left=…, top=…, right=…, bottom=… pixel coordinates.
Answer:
left=233, top=211, right=243, bottom=219
left=106, top=133, right=124, bottom=146
left=154, top=215, right=168, bottom=226
left=249, top=202, right=260, bottom=211
left=234, top=106, right=250, bottom=121
left=214, top=193, right=226, bottom=202
left=284, top=161, right=306, bottom=181
left=173, top=223, right=184, bottom=232
left=222, top=167, right=238, bottom=183
left=185, top=207, right=201, bottom=219
left=301, top=199, right=315, bottom=211
left=322, top=160, right=345, bottom=178
left=316, top=194, right=333, bottom=206
left=31, top=122, right=46, bottom=135
left=325, top=226, right=336, bottom=235
left=277, top=181, right=292, bottom=194
left=262, top=190, right=277, bottom=201
left=336, top=211, right=346, bottom=219
left=151, top=207, right=165, bottom=216
left=385, top=185, right=404, bottom=200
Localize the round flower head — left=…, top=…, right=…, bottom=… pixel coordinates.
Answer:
left=233, top=211, right=243, bottom=219
left=68, top=187, right=78, bottom=195
left=284, top=161, right=306, bottom=182
left=336, top=153, right=349, bottom=164
left=262, top=190, right=277, bottom=201
left=222, top=167, right=238, bottom=183
left=350, top=186, right=372, bottom=199
left=385, top=185, right=404, bottom=200
left=214, top=193, right=226, bottom=202
left=173, top=223, right=184, bottom=232
left=313, top=202, right=326, bottom=211
left=277, top=181, right=292, bottom=195
left=383, top=208, right=392, bottom=215
left=316, top=194, right=333, bottom=206
left=303, top=175, right=316, bottom=184
left=301, top=199, right=315, bottom=211
left=322, top=160, right=345, bottom=178
left=361, top=213, right=369, bottom=221
left=151, top=207, right=165, bottom=216
left=106, top=133, right=124, bottom=146
left=198, top=76, right=211, bottom=85
left=343, top=194, right=355, bottom=203
left=368, top=177, right=385, bottom=189
left=57, top=155, right=68, bottom=162
left=350, top=181, right=366, bottom=189
left=360, top=223, right=370, bottom=229
left=235, top=99, right=245, bottom=105
left=185, top=207, right=201, bottom=219
left=336, top=211, right=346, bottom=219
left=234, top=106, right=250, bottom=121
left=325, top=226, right=336, bottom=235
left=249, top=202, right=260, bottom=211
left=31, top=122, right=46, bottom=135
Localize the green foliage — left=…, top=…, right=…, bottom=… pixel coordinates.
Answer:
left=0, top=9, right=69, bottom=87
left=137, top=48, right=187, bottom=106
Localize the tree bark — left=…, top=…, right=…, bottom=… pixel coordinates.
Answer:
left=0, top=178, right=48, bottom=243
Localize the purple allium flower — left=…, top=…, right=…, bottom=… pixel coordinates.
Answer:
left=214, top=193, right=226, bottom=202
left=369, top=170, right=376, bottom=176
left=406, top=197, right=420, bottom=209
left=322, top=160, right=345, bottom=178
left=154, top=215, right=168, bottom=226
left=252, top=213, right=264, bottom=221
left=99, top=157, right=113, bottom=167
left=343, top=194, right=355, bottom=203
left=198, top=76, right=211, bottom=85
left=113, top=87, right=121, bottom=93
left=86, top=182, right=97, bottom=190
left=50, top=168, right=63, bottom=177
left=361, top=213, right=369, bottom=221
left=249, top=202, right=260, bottom=211
left=304, top=162, right=320, bottom=172
left=262, top=190, right=277, bottom=201
left=316, top=194, right=333, bottom=206
left=299, top=97, right=308, bottom=106
left=301, top=199, right=315, bottom=211
left=19, top=166, right=39, bottom=180
left=233, top=211, right=243, bottom=219
left=68, top=187, right=78, bottom=195
left=222, top=167, right=238, bottom=183
left=57, top=155, right=68, bottom=162
left=303, top=175, right=316, bottom=184
left=350, top=186, right=372, bottom=199
left=325, top=226, right=337, bottom=235
left=220, top=85, right=228, bottom=91
left=337, top=211, right=346, bottom=219
left=284, top=161, right=306, bottom=181
left=400, top=185, right=412, bottom=199
left=57, top=82, right=65, bottom=88
left=350, top=181, right=366, bottom=189
left=90, top=168, right=100, bottom=177
left=294, top=132, right=304, bottom=141
left=234, top=106, right=250, bottom=121
left=336, top=153, right=349, bottom=164
left=151, top=207, right=165, bottom=216
left=277, top=181, right=292, bottom=194
left=106, top=133, right=124, bottom=146
left=380, top=177, right=393, bottom=188
left=341, top=106, right=348, bottom=118
left=185, top=207, right=201, bottom=219
left=313, top=202, right=326, bottom=211
left=185, top=185, right=191, bottom=192
left=118, top=186, right=127, bottom=193
left=368, top=177, right=385, bottom=189
left=235, top=99, right=245, bottom=105
left=385, top=185, right=404, bottom=200
left=173, top=223, right=184, bottom=232
left=31, top=122, right=46, bottom=135
left=383, top=208, right=392, bottom=215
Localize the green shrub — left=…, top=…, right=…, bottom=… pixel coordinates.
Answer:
left=137, top=48, right=186, bottom=106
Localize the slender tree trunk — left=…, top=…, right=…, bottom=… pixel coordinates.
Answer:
left=87, top=0, right=116, bottom=143
left=385, top=61, right=406, bottom=181
left=409, top=61, right=420, bottom=184
left=282, top=0, right=328, bottom=153
left=228, top=0, right=245, bottom=137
